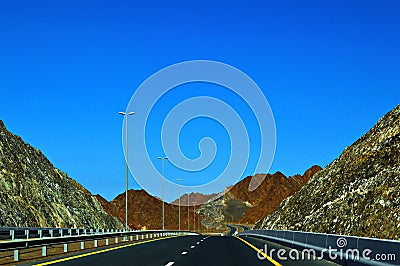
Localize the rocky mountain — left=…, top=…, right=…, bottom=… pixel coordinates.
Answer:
left=255, top=104, right=400, bottom=240
left=197, top=166, right=322, bottom=229
left=97, top=166, right=321, bottom=232
left=97, top=166, right=321, bottom=231
left=96, top=190, right=203, bottom=231
left=234, top=166, right=322, bottom=224
left=0, top=120, right=123, bottom=229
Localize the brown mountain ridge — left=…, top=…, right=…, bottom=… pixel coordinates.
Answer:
left=97, top=165, right=322, bottom=231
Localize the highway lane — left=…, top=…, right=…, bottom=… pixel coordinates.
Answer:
left=32, top=235, right=340, bottom=266
left=32, top=236, right=201, bottom=266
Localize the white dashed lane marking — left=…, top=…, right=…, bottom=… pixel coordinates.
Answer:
left=181, top=251, right=188, bottom=255
left=190, top=245, right=195, bottom=249
left=165, top=262, right=175, bottom=266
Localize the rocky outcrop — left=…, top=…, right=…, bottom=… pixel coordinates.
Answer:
left=254, top=105, right=400, bottom=240
left=0, top=120, right=123, bottom=229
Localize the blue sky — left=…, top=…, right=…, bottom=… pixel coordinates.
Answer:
left=0, top=1, right=399, bottom=201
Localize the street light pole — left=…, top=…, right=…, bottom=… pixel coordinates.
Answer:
left=193, top=201, right=197, bottom=232
left=187, top=193, right=190, bottom=231
left=118, top=111, right=135, bottom=231
left=157, top=157, right=168, bottom=230
left=176, top=178, right=183, bottom=231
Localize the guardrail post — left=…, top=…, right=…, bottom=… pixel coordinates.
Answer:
left=25, top=229, right=29, bottom=239
left=42, top=246, right=47, bottom=257
left=146, top=234, right=148, bottom=239
left=80, top=241, right=84, bottom=249
left=68, top=229, right=71, bottom=236
left=115, top=237, right=118, bottom=244
left=39, top=229, right=43, bottom=238
left=84, top=229, right=87, bottom=235
left=130, top=235, right=133, bottom=241
left=94, top=239, right=98, bottom=247
left=50, top=229, right=54, bottom=238
left=60, top=229, right=63, bottom=237
left=10, top=229, right=14, bottom=241
left=136, top=235, right=139, bottom=241
left=106, top=238, right=109, bottom=245
left=142, top=234, right=144, bottom=240
left=14, top=249, right=19, bottom=261
left=64, top=243, right=68, bottom=252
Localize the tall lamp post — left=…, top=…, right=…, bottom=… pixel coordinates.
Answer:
left=187, top=193, right=190, bottom=231
left=193, top=201, right=197, bottom=232
left=158, top=157, right=168, bottom=230
left=176, top=178, right=183, bottom=231
left=118, top=111, right=135, bottom=231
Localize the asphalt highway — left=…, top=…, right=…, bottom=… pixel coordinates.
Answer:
left=32, top=235, right=339, bottom=266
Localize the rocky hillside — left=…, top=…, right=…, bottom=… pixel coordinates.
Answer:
left=198, top=166, right=321, bottom=228
left=255, top=104, right=400, bottom=240
left=0, top=120, right=123, bottom=229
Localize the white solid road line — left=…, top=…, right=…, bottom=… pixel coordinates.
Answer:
left=165, top=262, right=175, bottom=266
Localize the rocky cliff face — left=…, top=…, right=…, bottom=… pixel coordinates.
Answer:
left=254, top=105, right=400, bottom=240
left=0, top=120, right=123, bottom=229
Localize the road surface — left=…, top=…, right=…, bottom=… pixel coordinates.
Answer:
left=32, top=235, right=339, bottom=266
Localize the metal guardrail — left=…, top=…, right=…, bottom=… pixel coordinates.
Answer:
left=238, top=229, right=400, bottom=266
left=0, top=227, right=124, bottom=241
left=0, top=227, right=198, bottom=262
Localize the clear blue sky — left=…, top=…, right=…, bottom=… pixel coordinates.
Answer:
left=0, top=1, right=399, bottom=201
